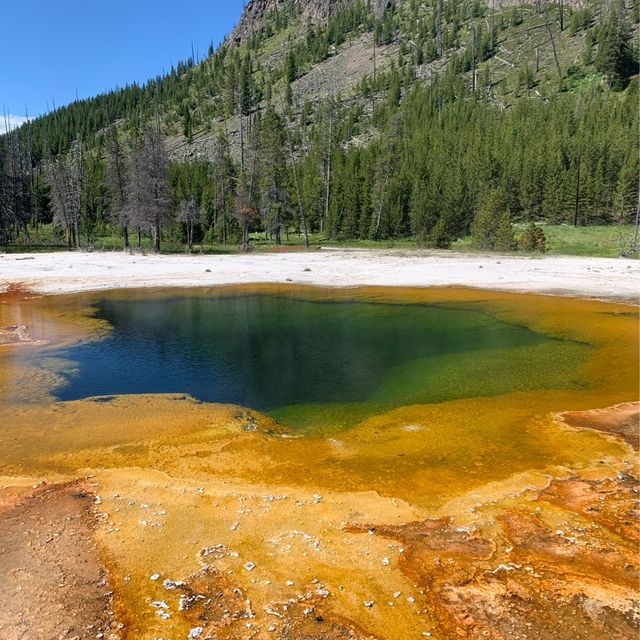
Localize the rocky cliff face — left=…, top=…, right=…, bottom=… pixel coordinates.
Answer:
left=230, top=0, right=393, bottom=44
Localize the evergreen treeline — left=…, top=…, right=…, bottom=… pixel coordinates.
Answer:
left=0, top=0, right=638, bottom=251
left=323, top=80, right=639, bottom=245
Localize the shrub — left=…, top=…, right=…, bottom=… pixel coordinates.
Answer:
left=519, top=222, right=547, bottom=253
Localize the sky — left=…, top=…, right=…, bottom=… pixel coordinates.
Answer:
left=1, top=0, right=245, bottom=131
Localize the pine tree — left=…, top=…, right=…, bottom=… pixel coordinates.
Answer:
left=595, top=2, right=635, bottom=88
left=258, top=108, right=289, bottom=244
left=494, top=211, right=517, bottom=251
left=471, top=188, right=512, bottom=250
left=613, top=151, right=639, bottom=223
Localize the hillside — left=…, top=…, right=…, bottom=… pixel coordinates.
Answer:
left=0, top=0, right=638, bottom=252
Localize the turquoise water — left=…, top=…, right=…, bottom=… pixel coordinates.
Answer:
left=50, top=290, right=589, bottom=431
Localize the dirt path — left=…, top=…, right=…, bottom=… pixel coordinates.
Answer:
left=0, top=481, right=122, bottom=640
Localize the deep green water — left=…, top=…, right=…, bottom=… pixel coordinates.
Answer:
left=50, top=291, right=589, bottom=432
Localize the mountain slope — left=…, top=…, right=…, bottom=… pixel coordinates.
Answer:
left=0, top=0, right=638, bottom=251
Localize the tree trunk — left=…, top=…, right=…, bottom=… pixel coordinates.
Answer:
left=634, top=190, right=640, bottom=245
left=223, top=212, right=227, bottom=245
left=239, top=113, right=245, bottom=173
left=284, top=119, right=309, bottom=249
left=242, top=223, right=250, bottom=250
left=74, top=216, right=80, bottom=250
left=275, top=214, right=281, bottom=245
left=544, top=7, right=562, bottom=77
left=471, top=23, right=477, bottom=93
left=573, top=152, right=582, bottom=227
left=373, top=39, right=377, bottom=80
left=324, top=115, right=332, bottom=235
left=436, top=0, right=443, bottom=57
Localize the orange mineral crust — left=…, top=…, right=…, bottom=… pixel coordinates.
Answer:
left=0, top=286, right=637, bottom=640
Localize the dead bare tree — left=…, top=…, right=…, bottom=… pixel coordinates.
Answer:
left=319, top=96, right=335, bottom=236
left=44, top=141, right=82, bottom=249
left=544, top=3, right=562, bottom=77
left=279, top=99, right=309, bottom=248
left=178, top=198, right=201, bottom=253
left=128, top=127, right=171, bottom=252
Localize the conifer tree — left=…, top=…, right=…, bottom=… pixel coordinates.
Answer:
left=105, top=129, right=131, bottom=248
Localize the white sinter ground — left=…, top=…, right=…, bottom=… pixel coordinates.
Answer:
left=0, top=249, right=638, bottom=301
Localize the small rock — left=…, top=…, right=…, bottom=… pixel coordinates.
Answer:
left=364, top=600, right=375, bottom=608
left=150, top=573, right=161, bottom=581
left=163, top=579, right=184, bottom=590
left=244, top=562, right=256, bottom=572
left=188, top=628, right=204, bottom=639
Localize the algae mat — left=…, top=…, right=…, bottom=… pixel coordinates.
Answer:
left=0, top=285, right=638, bottom=640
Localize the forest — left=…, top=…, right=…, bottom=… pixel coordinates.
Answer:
left=0, top=0, right=638, bottom=253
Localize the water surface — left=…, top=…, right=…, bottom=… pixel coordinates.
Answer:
left=48, top=290, right=588, bottom=431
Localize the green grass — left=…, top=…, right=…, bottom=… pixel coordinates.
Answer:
left=2, top=224, right=637, bottom=258
left=537, top=224, right=638, bottom=258
left=452, top=224, right=638, bottom=258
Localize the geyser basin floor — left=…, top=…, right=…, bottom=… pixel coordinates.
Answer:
left=0, top=285, right=637, bottom=640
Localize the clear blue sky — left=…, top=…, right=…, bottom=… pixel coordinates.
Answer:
left=1, top=1, right=245, bottom=126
